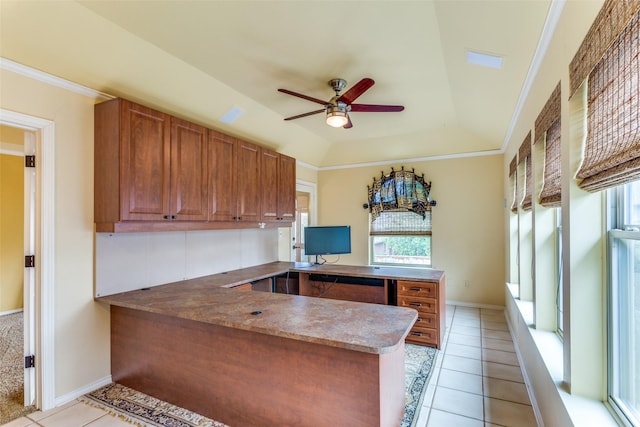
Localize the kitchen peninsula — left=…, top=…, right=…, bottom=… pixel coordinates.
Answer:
left=97, top=262, right=445, bottom=427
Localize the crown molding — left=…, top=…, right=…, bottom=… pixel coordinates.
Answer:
left=0, top=57, right=114, bottom=101
left=318, top=149, right=503, bottom=171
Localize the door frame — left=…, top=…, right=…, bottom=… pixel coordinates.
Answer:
left=292, top=180, right=317, bottom=262
left=0, top=109, right=55, bottom=411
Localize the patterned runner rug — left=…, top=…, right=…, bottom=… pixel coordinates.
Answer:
left=81, top=343, right=437, bottom=427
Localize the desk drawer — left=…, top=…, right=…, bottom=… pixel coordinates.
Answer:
left=397, top=296, right=438, bottom=314
left=413, top=312, right=437, bottom=329
left=406, top=326, right=438, bottom=346
left=397, top=280, right=437, bottom=299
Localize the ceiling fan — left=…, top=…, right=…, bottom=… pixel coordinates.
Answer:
left=278, top=78, right=404, bottom=129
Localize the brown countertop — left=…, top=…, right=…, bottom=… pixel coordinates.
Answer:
left=290, top=262, right=445, bottom=282
left=97, top=262, right=447, bottom=354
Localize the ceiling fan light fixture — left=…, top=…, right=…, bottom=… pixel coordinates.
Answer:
left=326, top=105, right=348, bottom=127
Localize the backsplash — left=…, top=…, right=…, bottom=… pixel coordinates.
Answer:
left=95, top=228, right=279, bottom=296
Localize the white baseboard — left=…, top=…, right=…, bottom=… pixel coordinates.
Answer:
left=446, top=300, right=505, bottom=311
left=504, top=307, right=545, bottom=427
left=54, top=375, right=112, bottom=407
left=0, top=309, right=24, bottom=316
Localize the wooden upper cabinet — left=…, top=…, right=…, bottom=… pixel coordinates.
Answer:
left=236, top=140, right=261, bottom=222
left=95, top=99, right=207, bottom=230
left=261, top=148, right=295, bottom=222
left=120, top=100, right=171, bottom=221
left=170, top=118, right=208, bottom=221
left=208, top=131, right=237, bottom=221
left=95, top=97, right=295, bottom=232
left=277, top=153, right=296, bottom=221
left=208, top=132, right=261, bottom=222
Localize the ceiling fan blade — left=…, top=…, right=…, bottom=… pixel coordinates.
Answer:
left=343, top=115, right=353, bottom=129
left=278, top=88, right=328, bottom=106
left=284, top=109, right=325, bottom=121
left=337, top=78, right=375, bottom=104
left=350, top=104, right=405, bottom=112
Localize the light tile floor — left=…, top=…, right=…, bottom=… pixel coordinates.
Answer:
left=415, top=305, right=538, bottom=427
left=3, top=306, right=537, bottom=427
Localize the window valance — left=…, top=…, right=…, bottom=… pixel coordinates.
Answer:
left=367, top=167, right=433, bottom=222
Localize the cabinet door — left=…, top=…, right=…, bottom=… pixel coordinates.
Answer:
left=236, top=140, right=261, bottom=222
left=170, top=118, right=208, bottom=221
left=277, top=154, right=296, bottom=221
left=260, top=149, right=279, bottom=221
left=120, top=101, right=171, bottom=221
left=208, top=131, right=237, bottom=221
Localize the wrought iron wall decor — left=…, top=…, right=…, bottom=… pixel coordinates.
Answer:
left=365, top=166, right=436, bottom=221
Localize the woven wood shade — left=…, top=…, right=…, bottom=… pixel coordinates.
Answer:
left=519, top=132, right=533, bottom=211
left=509, top=155, right=517, bottom=177
left=576, top=10, right=640, bottom=191
left=569, top=0, right=640, bottom=98
left=510, top=154, right=518, bottom=213
left=535, top=83, right=561, bottom=141
left=539, top=119, right=562, bottom=207
left=370, top=211, right=431, bottom=236
left=510, top=175, right=518, bottom=214
left=518, top=131, right=532, bottom=164
left=534, top=83, right=562, bottom=207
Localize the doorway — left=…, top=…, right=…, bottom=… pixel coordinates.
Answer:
left=0, top=124, right=35, bottom=421
left=0, top=109, right=56, bottom=413
left=291, top=181, right=317, bottom=263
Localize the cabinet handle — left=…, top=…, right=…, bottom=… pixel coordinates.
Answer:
left=409, top=302, right=422, bottom=307
left=416, top=317, right=422, bottom=322
left=410, top=332, right=422, bottom=336
left=163, top=215, right=171, bottom=220
left=410, top=287, right=422, bottom=291
left=171, top=215, right=177, bottom=220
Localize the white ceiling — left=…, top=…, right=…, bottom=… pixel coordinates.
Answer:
left=0, top=0, right=552, bottom=167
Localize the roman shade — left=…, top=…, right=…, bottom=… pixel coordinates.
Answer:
left=571, top=1, right=640, bottom=191
left=519, top=132, right=533, bottom=211
left=535, top=83, right=562, bottom=207
left=510, top=155, right=518, bottom=214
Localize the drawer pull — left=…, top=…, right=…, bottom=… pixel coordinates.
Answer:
left=410, top=287, right=422, bottom=291
left=410, top=332, right=422, bottom=336
left=409, top=302, right=422, bottom=307
left=416, top=317, right=422, bottom=322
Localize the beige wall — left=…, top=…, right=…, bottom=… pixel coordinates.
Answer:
left=0, top=151, right=24, bottom=312
left=1, top=68, right=111, bottom=398
left=318, top=154, right=505, bottom=306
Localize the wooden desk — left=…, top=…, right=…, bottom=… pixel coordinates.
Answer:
left=291, top=263, right=447, bottom=348
left=98, top=263, right=418, bottom=427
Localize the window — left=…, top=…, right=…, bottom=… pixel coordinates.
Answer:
left=366, top=167, right=434, bottom=267
left=556, top=210, right=563, bottom=337
left=609, top=180, right=640, bottom=426
left=370, top=210, right=431, bottom=267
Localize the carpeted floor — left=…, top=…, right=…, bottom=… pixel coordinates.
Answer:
left=81, top=343, right=437, bottom=427
left=0, top=312, right=36, bottom=425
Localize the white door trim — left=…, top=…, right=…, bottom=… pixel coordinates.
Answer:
left=296, top=180, right=317, bottom=226
left=23, top=130, right=35, bottom=406
left=0, top=109, right=55, bottom=411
